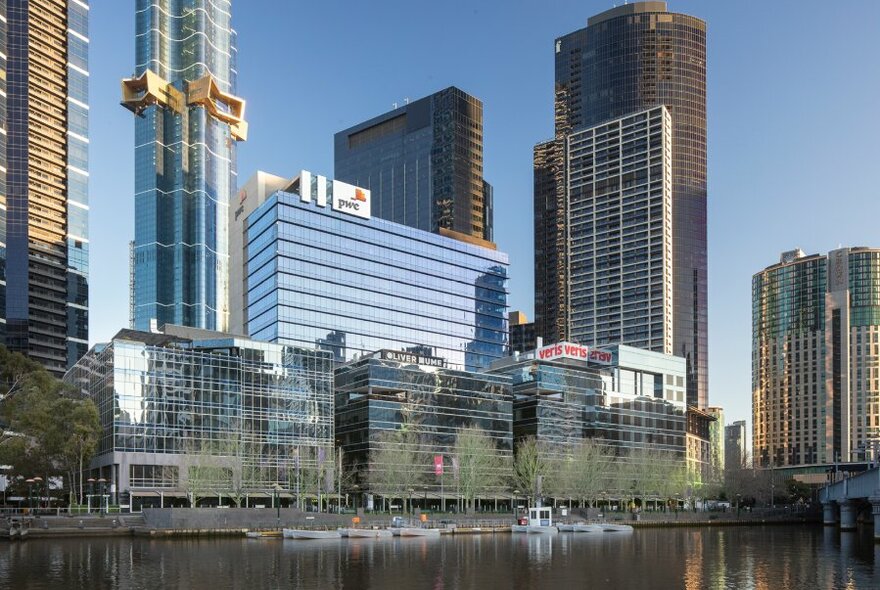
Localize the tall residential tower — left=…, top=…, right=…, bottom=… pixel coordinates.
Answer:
left=753, top=248, right=880, bottom=468
left=123, top=0, right=246, bottom=333
left=534, top=1, right=708, bottom=407
left=2, top=0, right=90, bottom=375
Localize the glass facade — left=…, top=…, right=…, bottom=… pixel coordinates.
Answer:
left=3, top=0, right=89, bottom=375
left=489, top=343, right=687, bottom=493
left=129, top=0, right=243, bottom=332
left=568, top=106, right=673, bottom=354
left=245, top=190, right=509, bottom=372
left=64, top=328, right=334, bottom=500
left=335, top=87, right=493, bottom=242
left=752, top=247, right=880, bottom=467
left=535, top=1, right=708, bottom=408
left=334, top=355, right=513, bottom=496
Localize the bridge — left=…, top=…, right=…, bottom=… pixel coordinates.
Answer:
left=819, top=466, right=880, bottom=541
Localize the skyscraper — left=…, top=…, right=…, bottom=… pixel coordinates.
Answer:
left=123, top=0, right=246, bottom=333
left=725, top=420, right=747, bottom=471
left=534, top=1, right=708, bottom=407
left=335, top=87, right=493, bottom=244
left=753, top=248, right=880, bottom=468
left=2, top=0, right=90, bottom=375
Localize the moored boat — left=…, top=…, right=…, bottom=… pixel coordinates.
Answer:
left=511, top=506, right=558, bottom=534
left=557, top=523, right=602, bottom=533
left=282, top=528, right=342, bottom=539
left=341, top=528, right=393, bottom=538
left=392, top=527, right=441, bottom=537
left=600, top=523, right=634, bottom=532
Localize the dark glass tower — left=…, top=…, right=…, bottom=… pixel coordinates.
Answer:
left=3, top=0, right=90, bottom=375
left=534, top=1, right=708, bottom=408
left=124, top=0, right=246, bottom=333
left=335, top=87, right=493, bottom=244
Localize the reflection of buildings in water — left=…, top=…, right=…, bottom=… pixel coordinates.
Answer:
left=526, top=534, right=553, bottom=565
left=682, top=530, right=704, bottom=590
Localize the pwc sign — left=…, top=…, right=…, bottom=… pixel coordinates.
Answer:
left=535, top=342, right=612, bottom=365
left=332, top=180, right=371, bottom=219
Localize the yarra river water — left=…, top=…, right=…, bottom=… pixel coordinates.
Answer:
left=0, top=525, right=877, bottom=589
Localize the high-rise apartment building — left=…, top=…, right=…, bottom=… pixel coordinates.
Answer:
left=753, top=248, right=880, bottom=468
left=508, top=311, right=536, bottom=355
left=706, top=406, right=724, bottom=482
left=123, top=0, right=246, bottom=333
left=725, top=419, right=747, bottom=471
left=534, top=1, right=708, bottom=408
left=2, top=0, right=90, bottom=375
left=335, top=87, right=493, bottom=244
left=567, top=106, right=673, bottom=354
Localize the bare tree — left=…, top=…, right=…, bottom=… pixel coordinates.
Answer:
left=367, top=429, right=426, bottom=513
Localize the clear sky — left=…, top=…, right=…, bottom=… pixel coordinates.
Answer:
left=88, top=1, right=880, bottom=431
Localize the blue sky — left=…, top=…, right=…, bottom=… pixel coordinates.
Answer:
left=88, top=1, right=880, bottom=429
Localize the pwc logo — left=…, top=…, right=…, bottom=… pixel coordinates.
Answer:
left=332, top=180, right=371, bottom=219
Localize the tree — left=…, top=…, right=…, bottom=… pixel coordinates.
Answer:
left=452, top=426, right=509, bottom=513
left=367, top=429, right=426, bottom=513
left=567, top=439, right=614, bottom=508
left=513, top=436, right=552, bottom=504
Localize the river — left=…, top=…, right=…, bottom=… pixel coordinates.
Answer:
left=0, top=525, right=877, bottom=589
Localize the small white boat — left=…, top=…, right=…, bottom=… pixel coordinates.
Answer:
left=600, top=523, right=634, bottom=532
left=282, top=528, right=342, bottom=539
left=392, top=527, right=441, bottom=537
left=341, top=528, right=393, bottom=538
left=557, top=523, right=602, bottom=533
left=511, top=506, right=558, bottom=534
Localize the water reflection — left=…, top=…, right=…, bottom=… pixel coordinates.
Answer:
left=0, top=527, right=876, bottom=590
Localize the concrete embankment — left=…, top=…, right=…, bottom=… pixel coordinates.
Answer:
left=1, top=509, right=821, bottom=540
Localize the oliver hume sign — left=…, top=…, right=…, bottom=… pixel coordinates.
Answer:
left=535, top=342, right=612, bottom=365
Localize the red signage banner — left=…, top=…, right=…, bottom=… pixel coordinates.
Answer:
left=535, top=342, right=612, bottom=365
left=434, top=455, right=444, bottom=476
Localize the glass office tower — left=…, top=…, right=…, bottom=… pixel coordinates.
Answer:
left=753, top=248, right=880, bottom=468
left=335, top=87, right=493, bottom=243
left=64, top=326, right=334, bottom=508
left=124, top=0, right=247, bottom=333
left=3, top=0, right=90, bottom=374
left=243, top=174, right=509, bottom=372
left=535, top=1, right=708, bottom=408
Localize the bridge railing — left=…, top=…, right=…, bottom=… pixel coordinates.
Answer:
left=820, top=467, right=880, bottom=502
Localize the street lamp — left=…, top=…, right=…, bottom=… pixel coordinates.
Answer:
left=25, top=478, right=34, bottom=511
left=408, top=488, right=415, bottom=515
left=273, top=484, right=282, bottom=524
left=87, top=478, right=95, bottom=514
left=33, top=477, right=43, bottom=511
left=97, top=478, right=107, bottom=516
left=513, top=490, right=520, bottom=517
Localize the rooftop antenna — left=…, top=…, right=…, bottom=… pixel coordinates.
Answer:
left=392, top=102, right=398, bottom=109
left=404, top=97, right=410, bottom=104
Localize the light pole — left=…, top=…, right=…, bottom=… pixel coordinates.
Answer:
left=513, top=490, right=520, bottom=519
left=273, top=484, right=282, bottom=525
left=33, top=477, right=43, bottom=512
left=25, top=478, right=34, bottom=512
left=87, top=478, right=95, bottom=514
left=97, top=478, right=107, bottom=516
left=408, top=488, right=414, bottom=515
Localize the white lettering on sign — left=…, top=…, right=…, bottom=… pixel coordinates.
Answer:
left=535, top=342, right=612, bottom=365
left=332, top=180, right=371, bottom=219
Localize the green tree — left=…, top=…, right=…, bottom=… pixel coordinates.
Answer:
left=513, top=436, right=552, bottom=504
left=568, top=439, right=614, bottom=508
left=453, top=426, right=509, bottom=513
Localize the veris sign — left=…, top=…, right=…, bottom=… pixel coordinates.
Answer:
left=380, top=350, right=446, bottom=368
left=535, top=342, right=612, bottom=365
left=332, top=180, right=371, bottom=219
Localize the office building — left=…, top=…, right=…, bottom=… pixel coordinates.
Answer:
left=534, top=1, right=708, bottom=408
left=725, top=420, right=747, bottom=471
left=508, top=311, right=536, bottom=355
left=335, top=351, right=513, bottom=505
left=2, top=0, right=90, bottom=374
left=706, top=406, right=725, bottom=482
left=238, top=171, right=508, bottom=371
left=489, top=342, right=687, bottom=493
left=753, top=247, right=880, bottom=468
left=335, top=87, right=493, bottom=243
left=123, top=0, right=246, bottom=333
left=64, top=325, right=334, bottom=508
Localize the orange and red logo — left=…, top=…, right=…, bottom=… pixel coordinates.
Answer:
left=354, top=188, right=367, bottom=202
